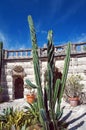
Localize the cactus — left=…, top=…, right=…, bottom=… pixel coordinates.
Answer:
left=26, top=15, right=71, bottom=130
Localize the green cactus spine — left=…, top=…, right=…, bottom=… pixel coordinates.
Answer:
left=28, top=16, right=44, bottom=108
left=27, top=15, right=71, bottom=130
left=28, top=15, right=46, bottom=129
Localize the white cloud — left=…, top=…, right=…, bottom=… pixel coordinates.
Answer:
left=10, top=42, right=27, bottom=50
left=41, top=30, right=47, bottom=34
left=72, top=33, right=86, bottom=43
left=36, top=22, right=47, bottom=35
left=0, top=31, right=28, bottom=50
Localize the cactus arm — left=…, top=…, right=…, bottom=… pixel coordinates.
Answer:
left=56, top=107, right=64, bottom=120
left=58, top=43, right=71, bottom=104
left=28, top=15, right=46, bottom=129
left=53, top=79, right=61, bottom=108
left=28, top=15, right=41, bottom=88
left=47, top=31, right=58, bottom=130
left=56, top=43, right=71, bottom=115
left=28, top=15, right=44, bottom=106
left=44, top=87, right=50, bottom=120
left=47, top=30, right=54, bottom=109
left=26, top=79, right=37, bottom=89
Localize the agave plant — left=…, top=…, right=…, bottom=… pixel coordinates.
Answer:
left=0, top=107, right=32, bottom=130
left=24, top=102, right=40, bottom=124
left=26, top=15, right=71, bottom=130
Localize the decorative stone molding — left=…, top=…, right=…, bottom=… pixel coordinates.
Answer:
left=12, top=65, right=26, bottom=78
left=13, top=65, right=24, bottom=72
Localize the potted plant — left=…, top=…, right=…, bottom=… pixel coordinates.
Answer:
left=25, top=83, right=36, bottom=104
left=64, top=75, right=84, bottom=106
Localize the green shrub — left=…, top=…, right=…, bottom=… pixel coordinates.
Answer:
left=0, top=107, right=37, bottom=130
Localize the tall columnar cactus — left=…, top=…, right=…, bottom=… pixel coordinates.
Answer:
left=26, top=15, right=71, bottom=130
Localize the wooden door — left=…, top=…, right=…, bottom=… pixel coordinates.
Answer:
left=14, top=77, right=24, bottom=99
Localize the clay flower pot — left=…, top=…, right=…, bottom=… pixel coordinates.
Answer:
left=69, top=97, right=79, bottom=107
left=26, top=94, right=35, bottom=104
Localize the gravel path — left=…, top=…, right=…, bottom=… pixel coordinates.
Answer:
left=0, top=98, right=86, bottom=130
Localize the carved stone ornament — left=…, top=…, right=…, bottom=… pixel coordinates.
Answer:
left=12, top=65, right=26, bottom=77
left=13, top=65, right=24, bottom=73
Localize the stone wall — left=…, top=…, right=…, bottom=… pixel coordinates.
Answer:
left=1, top=60, right=35, bottom=100
left=1, top=42, right=86, bottom=101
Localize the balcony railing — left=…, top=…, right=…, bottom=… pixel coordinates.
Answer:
left=3, top=42, right=86, bottom=60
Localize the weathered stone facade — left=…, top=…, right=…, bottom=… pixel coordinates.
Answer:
left=1, top=42, right=86, bottom=101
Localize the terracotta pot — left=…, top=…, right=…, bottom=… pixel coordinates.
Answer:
left=69, top=97, right=79, bottom=107
left=26, top=94, right=35, bottom=104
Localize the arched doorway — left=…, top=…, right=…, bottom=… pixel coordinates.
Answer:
left=14, top=77, right=24, bottom=99
left=12, top=65, right=26, bottom=100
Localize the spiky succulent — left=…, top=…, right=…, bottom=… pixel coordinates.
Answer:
left=26, top=15, right=71, bottom=130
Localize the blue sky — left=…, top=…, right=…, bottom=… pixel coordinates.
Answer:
left=0, top=0, right=86, bottom=49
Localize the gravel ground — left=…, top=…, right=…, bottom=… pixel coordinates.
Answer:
left=0, top=98, right=86, bottom=130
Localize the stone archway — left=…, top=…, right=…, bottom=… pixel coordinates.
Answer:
left=12, top=65, right=26, bottom=99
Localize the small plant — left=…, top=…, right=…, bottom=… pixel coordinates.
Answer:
left=25, top=84, right=35, bottom=95
left=25, top=84, right=36, bottom=103
left=64, top=75, right=84, bottom=106
left=65, top=75, right=84, bottom=98
left=24, top=102, right=40, bottom=125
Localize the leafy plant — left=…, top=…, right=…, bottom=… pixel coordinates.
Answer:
left=26, top=15, right=71, bottom=130
left=0, top=107, right=32, bottom=130
left=65, top=75, right=84, bottom=98
left=24, top=102, right=40, bottom=124
left=25, top=83, right=36, bottom=95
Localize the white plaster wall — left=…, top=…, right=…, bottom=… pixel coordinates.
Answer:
left=1, top=56, right=86, bottom=101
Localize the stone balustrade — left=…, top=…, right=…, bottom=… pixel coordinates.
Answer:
left=4, top=49, right=32, bottom=59
left=3, top=42, right=86, bottom=60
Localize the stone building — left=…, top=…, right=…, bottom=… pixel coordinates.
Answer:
left=0, top=42, right=86, bottom=101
